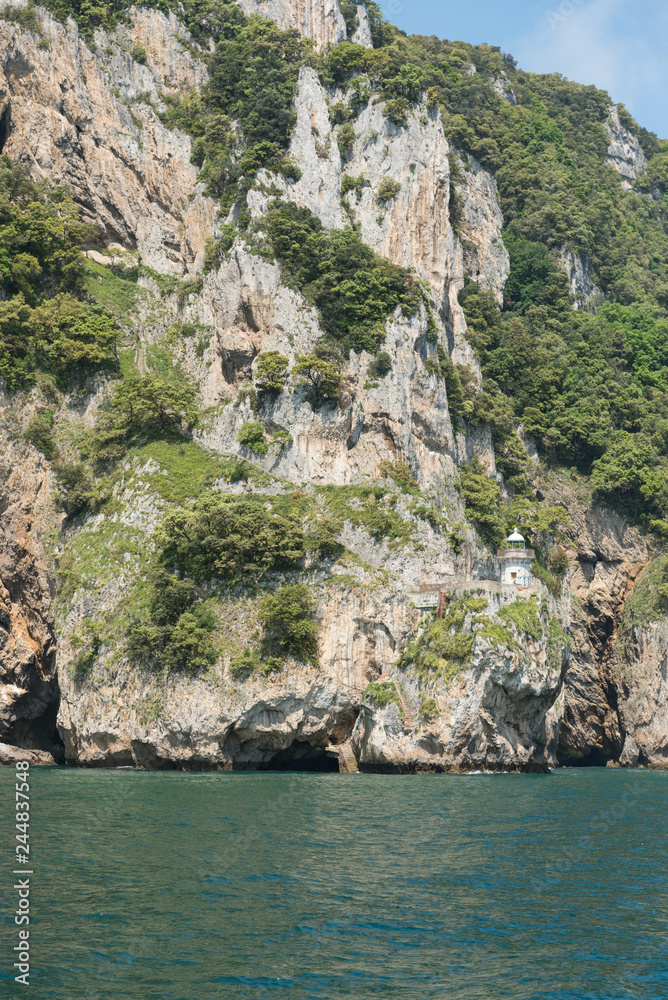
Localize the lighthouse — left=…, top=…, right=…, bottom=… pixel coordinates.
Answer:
left=497, top=529, right=534, bottom=586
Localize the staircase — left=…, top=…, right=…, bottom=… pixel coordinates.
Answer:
left=393, top=680, right=416, bottom=733
left=326, top=741, right=359, bottom=773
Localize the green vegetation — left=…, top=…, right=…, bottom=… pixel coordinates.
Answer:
left=419, top=696, right=439, bottom=723
left=547, top=619, right=571, bottom=672
left=237, top=420, right=269, bottom=455
left=258, top=584, right=318, bottom=663
left=363, top=680, right=399, bottom=709
left=0, top=157, right=118, bottom=389
left=126, top=570, right=217, bottom=674
left=400, top=597, right=479, bottom=683
left=130, top=43, right=147, bottom=64
left=378, top=460, right=418, bottom=492
left=618, top=556, right=668, bottom=641
left=69, top=617, right=103, bottom=679
left=261, top=201, right=421, bottom=354
left=24, top=409, right=56, bottom=459
left=254, top=351, right=290, bottom=396
left=367, top=350, right=392, bottom=379
left=499, top=596, right=542, bottom=641
left=317, top=483, right=417, bottom=548
left=159, top=490, right=306, bottom=583
left=376, top=177, right=401, bottom=203
left=92, top=370, right=199, bottom=467
left=158, top=2, right=310, bottom=214
left=292, top=352, right=342, bottom=408
left=458, top=457, right=505, bottom=547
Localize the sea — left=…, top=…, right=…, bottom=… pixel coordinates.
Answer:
left=1, top=767, right=667, bottom=999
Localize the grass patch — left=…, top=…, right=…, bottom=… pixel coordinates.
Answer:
left=363, top=681, right=400, bottom=709
left=498, top=596, right=543, bottom=641
left=82, top=258, right=143, bottom=318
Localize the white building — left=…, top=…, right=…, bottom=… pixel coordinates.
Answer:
left=497, top=529, right=534, bottom=586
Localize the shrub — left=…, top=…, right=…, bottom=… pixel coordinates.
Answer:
left=70, top=617, right=103, bottom=679
left=237, top=420, right=268, bottom=455
left=337, top=123, right=355, bottom=158
left=258, top=584, right=319, bottom=663
left=548, top=546, right=570, bottom=577
left=54, top=462, right=97, bottom=517
left=229, top=647, right=282, bottom=679
left=159, top=491, right=306, bottom=583
left=126, top=570, right=217, bottom=675
left=419, top=697, right=439, bottom=722
left=379, top=460, right=418, bottom=492
left=377, top=178, right=401, bottom=203
left=367, top=350, right=392, bottom=379
left=92, top=371, right=199, bottom=465
left=130, top=44, right=147, bottom=65
left=363, top=681, right=399, bottom=709
left=24, top=409, right=55, bottom=459
left=341, top=174, right=366, bottom=196
left=458, top=457, right=505, bottom=549
left=262, top=201, right=420, bottom=354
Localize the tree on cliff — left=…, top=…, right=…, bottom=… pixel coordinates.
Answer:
left=292, top=354, right=342, bottom=409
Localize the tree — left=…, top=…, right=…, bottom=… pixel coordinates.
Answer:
left=258, top=584, right=319, bottom=663
left=237, top=420, right=268, bottom=454
left=458, top=457, right=505, bottom=548
left=54, top=462, right=97, bottom=517
left=158, top=491, right=306, bottom=582
left=254, top=351, right=290, bottom=395
left=292, top=353, right=342, bottom=408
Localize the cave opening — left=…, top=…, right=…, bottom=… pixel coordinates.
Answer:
left=558, top=748, right=613, bottom=768
left=262, top=740, right=340, bottom=772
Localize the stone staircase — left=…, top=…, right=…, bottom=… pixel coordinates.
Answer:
left=326, top=741, right=359, bottom=773
left=392, top=680, right=416, bottom=733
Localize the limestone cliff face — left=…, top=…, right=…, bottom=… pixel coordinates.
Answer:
left=0, top=0, right=662, bottom=774
left=615, top=618, right=668, bottom=769
left=250, top=66, right=509, bottom=370
left=0, top=401, right=61, bottom=757
left=604, top=106, right=647, bottom=191
left=187, top=246, right=491, bottom=498
left=58, top=584, right=415, bottom=768
left=0, top=3, right=214, bottom=273
left=558, top=248, right=603, bottom=312
left=534, top=477, right=653, bottom=767
left=354, top=588, right=570, bottom=774
left=236, top=0, right=346, bottom=50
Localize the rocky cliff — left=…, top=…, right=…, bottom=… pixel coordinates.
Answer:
left=0, top=0, right=665, bottom=772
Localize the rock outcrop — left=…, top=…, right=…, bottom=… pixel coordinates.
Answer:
left=0, top=417, right=61, bottom=756
left=58, top=584, right=415, bottom=768
left=354, top=588, right=570, bottom=773
left=237, top=0, right=347, bottom=50
left=615, top=618, right=668, bottom=769
left=558, top=248, right=603, bottom=312
left=0, top=3, right=214, bottom=273
left=537, top=480, right=653, bottom=766
left=604, top=105, right=647, bottom=191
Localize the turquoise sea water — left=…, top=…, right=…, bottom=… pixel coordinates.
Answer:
left=1, top=767, right=667, bottom=999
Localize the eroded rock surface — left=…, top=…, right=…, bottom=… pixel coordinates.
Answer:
left=0, top=427, right=61, bottom=756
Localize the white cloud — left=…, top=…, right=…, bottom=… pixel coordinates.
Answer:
left=512, top=0, right=668, bottom=136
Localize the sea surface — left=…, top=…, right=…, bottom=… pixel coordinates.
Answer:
left=1, top=767, right=667, bottom=999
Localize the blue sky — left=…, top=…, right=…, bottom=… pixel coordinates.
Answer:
left=379, top=0, right=668, bottom=139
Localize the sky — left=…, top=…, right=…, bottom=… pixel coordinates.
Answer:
left=378, top=0, right=668, bottom=139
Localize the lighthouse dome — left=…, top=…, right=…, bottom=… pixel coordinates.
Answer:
left=506, top=528, right=525, bottom=549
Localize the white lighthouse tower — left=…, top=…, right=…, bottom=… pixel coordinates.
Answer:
left=497, top=529, right=534, bottom=586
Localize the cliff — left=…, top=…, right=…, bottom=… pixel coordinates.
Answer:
left=0, top=0, right=665, bottom=772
